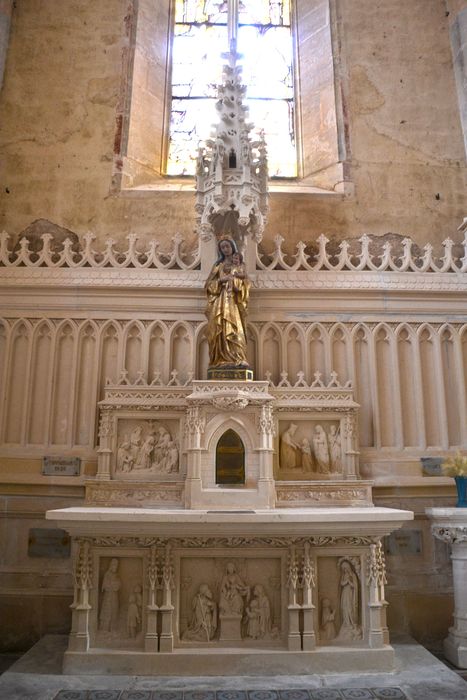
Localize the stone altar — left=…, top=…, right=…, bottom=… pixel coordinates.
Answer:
left=46, top=375, right=413, bottom=675
left=45, top=27, right=413, bottom=676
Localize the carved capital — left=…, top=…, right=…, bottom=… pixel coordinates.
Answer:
left=432, top=525, right=467, bottom=544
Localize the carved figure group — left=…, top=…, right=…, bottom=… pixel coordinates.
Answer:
left=182, top=562, right=275, bottom=642
left=116, top=423, right=178, bottom=475
left=279, top=422, right=342, bottom=473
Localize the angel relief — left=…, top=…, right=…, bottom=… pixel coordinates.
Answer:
left=115, top=422, right=179, bottom=477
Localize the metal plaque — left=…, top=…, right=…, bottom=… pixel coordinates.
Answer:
left=420, top=457, right=443, bottom=476
left=42, top=456, right=81, bottom=476
left=385, top=529, right=422, bottom=556
left=28, top=528, right=71, bottom=559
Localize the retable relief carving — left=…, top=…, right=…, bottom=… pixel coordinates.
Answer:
left=279, top=421, right=343, bottom=477
left=115, top=421, right=179, bottom=477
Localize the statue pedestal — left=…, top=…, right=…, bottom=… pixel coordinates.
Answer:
left=219, top=614, right=243, bottom=641
left=207, top=367, right=253, bottom=381
left=426, top=507, right=467, bottom=668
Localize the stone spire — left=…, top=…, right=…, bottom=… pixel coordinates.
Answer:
left=195, top=37, right=269, bottom=252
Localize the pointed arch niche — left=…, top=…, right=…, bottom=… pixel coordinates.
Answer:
left=215, top=429, right=245, bottom=486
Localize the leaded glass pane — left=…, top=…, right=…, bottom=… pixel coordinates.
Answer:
left=175, top=0, right=228, bottom=25
left=238, top=25, right=293, bottom=99
left=168, top=0, right=296, bottom=178
left=167, top=98, right=216, bottom=176
left=172, top=24, right=224, bottom=97
left=238, top=0, right=290, bottom=25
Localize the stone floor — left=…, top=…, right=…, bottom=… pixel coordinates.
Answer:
left=0, top=636, right=465, bottom=700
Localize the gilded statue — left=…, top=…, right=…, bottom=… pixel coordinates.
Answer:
left=205, top=238, right=250, bottom=369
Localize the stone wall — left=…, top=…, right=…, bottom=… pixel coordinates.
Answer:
left=0, top=0, right=465, bottom=246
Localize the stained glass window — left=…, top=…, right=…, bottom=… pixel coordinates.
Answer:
left=167, top=0, right=296, bottom=177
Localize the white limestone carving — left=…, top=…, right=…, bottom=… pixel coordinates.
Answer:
left=313, top=425, right=331, bottom=473
left=245, top=584, right=273, bottom=639
left=2, top=230, right=466, bottom=273
left=127, top=590, right=141, bottom=638
left=98, top=558, right=121, bottom=633
left=194, top=42, right=268, bottom=245
left=320, top=598, right=337, bottom=641
left=0, top=231, right=200, bottom=270
left=115, top=420, right=179, bottom=478
left=278, top=419, right=346, bottom=479
left=336, top=559, right=362, bottom=641
left=219, top=561, right=250, bottom=617
left=427, top=508, right=467, bottom=668
left=72, top=539, right=93, bottom=610
left=256, top=232, right=467, bottom=273
left=182, top=584, right=217, bottom=641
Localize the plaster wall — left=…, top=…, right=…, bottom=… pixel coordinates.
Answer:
left=0, top=0, right=465, bottom=246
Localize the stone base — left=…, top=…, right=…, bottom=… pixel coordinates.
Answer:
left=62, top=646, right=395, bottom=676
left=444, top=635, right=467, bottom=669
left=207, top=367, right=253, bottom=381
left=219, top=614, right=243, bottom=641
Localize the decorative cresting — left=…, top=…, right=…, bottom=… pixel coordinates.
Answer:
left=257, top=233, right=467, bottom=273
left=0, top=231, right=200, bottom=269
left=194, top=37, right=268, bottom=246
left=2, top=230, right=467, bottom=273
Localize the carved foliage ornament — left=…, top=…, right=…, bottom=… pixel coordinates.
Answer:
left=432, top=525, right=467, bottom=544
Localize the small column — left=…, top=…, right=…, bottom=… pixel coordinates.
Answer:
left=184, top=406, right=205, bottom=508
left=145, top=546, right=159, bottom=652
left=159, top=543, right=175, bottom=652
left=427, top=507, right=467, bottom=668
left=257, top=403, right=276, bottom=507
left=366, top=542, right=388, bottom=649
left=96, top=410, right=114, bottom=480
left=68, top=540, right=92, bottom=652
left=344, top=411, right=359, bottom=479
left=301, top=542, right=316, bottom=651
left=287, top=545, right=301, bottom=651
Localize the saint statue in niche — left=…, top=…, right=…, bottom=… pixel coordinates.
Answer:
left=99, top=558, right=121, bottom=633
left=205, top=238, right=250, bottom=369
left=337, top=560, right=362, bottom=641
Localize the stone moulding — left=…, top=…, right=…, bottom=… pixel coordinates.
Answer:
left=275, top=481, right=373, bottom=507
left=1, top=267, right=467, bottom=295
left=85, top=480, right=185, bottom=507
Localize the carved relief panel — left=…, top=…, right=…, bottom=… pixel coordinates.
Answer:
left=114, top=418, right=181, bottom=480
left=276, top=418, right=344, bottom=480
left=91, top=554, right=145, bottom=649
left=175, top=553, right=285, bottom=646
left=316, top=553, right=365, bottom=645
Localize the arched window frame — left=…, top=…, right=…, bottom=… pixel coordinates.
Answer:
left=112, top=0, right=350, bottom=195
